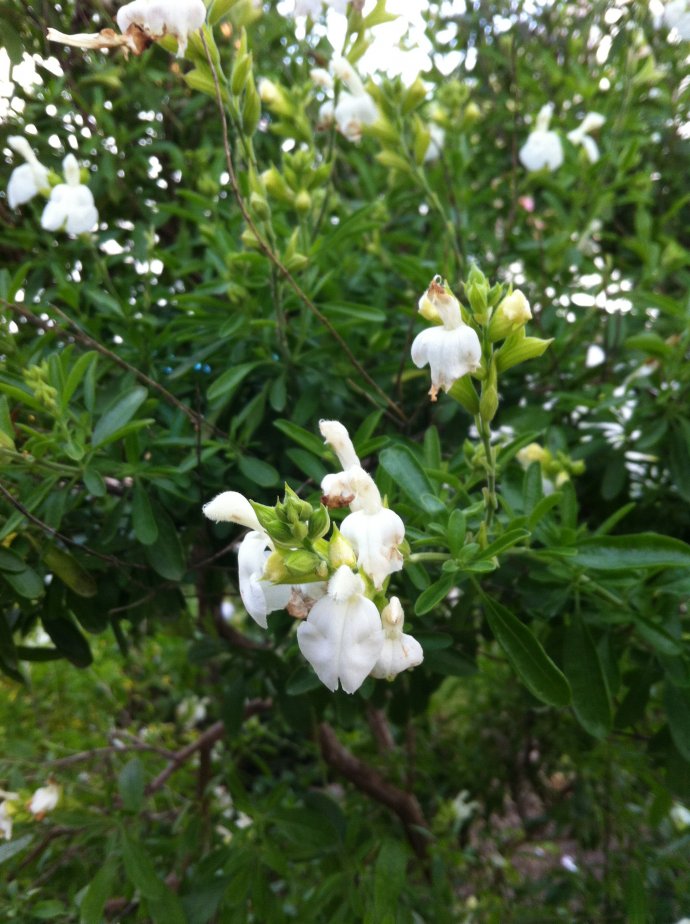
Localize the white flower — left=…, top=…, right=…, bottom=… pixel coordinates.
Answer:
left=7, top=136, right=50, bottom=208
left=670, top=802, right=690, bottom=831
left=315, top=57, right=379, bottom=142
left=237, top=530, right=291, bottom=628
left=40, top=154, right=98, bottom=235
left=519, top=103, right=564, bottom=172
left=424, top=124, right=445, bottom=164
left=567, top=112, right=606, bottom=163
left=116, top=0, right=207, bottom=56
left=665, top=0, right=690, bottom=38
left=411, top=278, right=482, bottom=401
left=297, top=567, right=384, bottom=693
left=28, top=783, right=60, bottom=817
left=0, top=801, right=14, bottom=840
left=203, top=490, right=323, bottom=627
left=310, top=67, right=334, bottom=90
left=319, top=421, right=405, bottom=588
left=370, top=597, right=423, bottom=680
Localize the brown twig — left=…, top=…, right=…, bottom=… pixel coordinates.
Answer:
left=8, top=826, right=81, bottom=881
left=0, top=480, right=147, bottom=570
left=145, top=699, right=271, bottom=795
left=318, top=722, right=431, bottom=860
left=199, top=32, right=407, bottom=424
left=48, top=741, right=175, bottom=768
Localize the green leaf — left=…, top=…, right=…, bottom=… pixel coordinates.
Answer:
left=144, top=504, right=186, bottom=580
left=0, top=548, right=27, bottom=573
left=118, top=758, right=145, bottom=812
left=92, top=387, right=148, bottom=448
left=132, top=482, right=159, bottom=546
left=475, top=528, right=530, bottom=560
left=43, top=546, right=97, bottom=598
left=274, top=419, right=325, bottom=455
left=379, top=445, right=436, bottom=511
left=563, top=617, right=612, bottom=738
left=3, top=566, right=44, bottom=599
left=121, top=832, right=187, bottom=924
left=448, top=375, right=480, bottom=414
left=63, top=351, right=98, bottom=407
left=80, top=861, right=117, bottom=924
left=373, top=840, right=408, bottom=921
left=43, top=618, right=93, bottom=668
left=482, top=596, right=571, bottom=707
left=207, top=362, right=260, bottom=403
left=447, top=509, right=466, bottom=556
left=414, top=572, right=455, bottom=616
left=573, top=534, right=690, bottom=571
left=0, top=834, right=33, bottom=866
left=238, top=455, right=280, bottom=487
left=664, top=682, right=690, bottom=762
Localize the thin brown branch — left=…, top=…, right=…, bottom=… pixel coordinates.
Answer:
left=318, top=722, right=431, bottom=860
left=48, top=741, right=175, bottom=768
left=8, top=826, right=81, bottom=880
left=145, top=699, right=271, bottom=795
left=0, top=480, right=147, bottom=570
left=3, top=299, right=228, bottom=440
left=199, top=32, right=407, bottom=424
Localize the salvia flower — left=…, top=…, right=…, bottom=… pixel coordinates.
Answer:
left=411, top=276, right=482, bottom=401
left=296, top=566, right=384, bottom=693
left=519, top=103, right=564, bottom=172
left=370, top=597, right=424, bottom=680
left=320, top=420, right=405, bottom=588
left=28, top=783, right=60, bottom=818
left=40, top=154, right=98, bottom=235
left=567, top=112, right=606, bottom=163
left=7, top=136, right=50, bottom=208
left=203, top=490, right=292, bottom=627
left=47, top=0, right=206, bottom=58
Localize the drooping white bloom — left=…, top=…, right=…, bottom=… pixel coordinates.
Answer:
left=424, top=124, right=445, bottom=164
left=567, top=112, right=606, bottom=163
left=664, top=0, right=690, bottom=38
left=237, top=530, right=292, bottom=628
left=203, top=491, right=262, bottom=531
left=40, top=154, right=98, bottom=235
left=370, top=597, right=423, bottom=680
left=7, top=136, right=50, bottom=208
left=411, top=278, right=482, bottom=401
left=319, top=421, right=405, bottom=588
left=297, top=567, right=384, bottom=693
left=116, top=0, right=207, bottom=56
left=340, top=469, right=405, bottom=590
left=0, top=801, right=13, bottom=840
left=28, top=783, right=60, bottom=817
left=519, top=103, right=564, bottom=172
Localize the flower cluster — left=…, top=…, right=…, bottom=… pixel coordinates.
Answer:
left=517, top=442, right=585, bottom=493
left=0, top=782, right=60, bottom=841
left=7, top=136, right=98, bottom=235
left=519, top=104, right=606, bottom=172
left=47, top=0, right=206, bottom=58
left=203, top=420, right=422, bottom=693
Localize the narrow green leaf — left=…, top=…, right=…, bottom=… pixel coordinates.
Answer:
left=43, top=618, right=93, bottom=668
left=80, top=860, right=117, bottom=924
left=207, top=362, right=260, bottom=403
left=132, top=482, right=159, bottom=546
left=573, top=534, right=690, bottom=571
left=0, top=548, right=27, bottom=573
left=92, top=387, right=148, bottom=448
left=43, top=546, right=97, bottom=598
left=118, top=759, right=145, bottom=812
left=564, top=617, right=612, bottom=738
left=664, top=682, right=690, bottom=762
left=483, top=596, right=571, bottom=707
left=0, top=834, right=33, bottom=866
left=144, top=504, right=186, bottom=580
left=3, top=566, right=44, bottom=599
left=63, top=351, right=98, bottom=407
left=522, top=461, right=543, bottom=514
left=238, top=455, right=280, bottom=487
left=274, top=419, right=326, bottom=455
left=414, top=572, right=455, bottom=616
left=447, top=509, right=466, bottom=557
left=475, top=528, right=530, bottom=560
left=379, top=445, right=435, bottom=509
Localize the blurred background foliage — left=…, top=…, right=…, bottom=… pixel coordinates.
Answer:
left=0, top=0, right=689, bottom=920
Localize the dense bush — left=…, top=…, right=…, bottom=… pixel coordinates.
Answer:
left=1, top=0, right=689, bottom=920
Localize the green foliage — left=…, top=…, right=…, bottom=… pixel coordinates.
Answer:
left=1, top=0, right=689, bottom=920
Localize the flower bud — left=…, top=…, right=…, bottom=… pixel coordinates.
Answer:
left=308, top=504, right=330, bottom=541
left=328, top=527, right=357, bottom=570
left=479, top=383, right=499, bottom=423
left=294, top=189, right=312, bottom=212
left=488, top=289, right=532, bottom=342
left=283, top=549, right=324, bottom=577
left=249, top=191, right=270, bottom=220
left=464, top=101, right=481, bottom=125
left=263, top=550, right=289, bottom=583
left=465, top=265, right=490, bottom=321
left=517, top=443, right=551, bottom=468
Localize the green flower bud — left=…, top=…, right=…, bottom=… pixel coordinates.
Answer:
left=308, top=504, right=330, bottom=541
left=264, top=550, right=289, bottom=583
left=328, top=527, right=357, bottom=569
left=294, top=189, right=312, bottom=212
left=479, top=384, right=499, bottom=423
left=488, top=289, right=532, bottom=342
left=283, top=549, right=323, bottom=577
left=249, top=191, right=270, bottom=221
